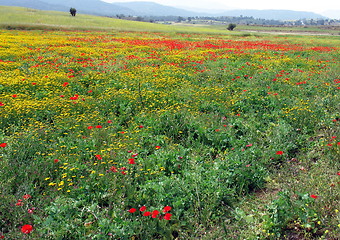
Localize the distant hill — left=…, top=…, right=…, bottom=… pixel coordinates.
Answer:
left=40, top=0, right=135, bottom=16
left=0, top=0, right=66, bottom=11
left=113, top=1, right=200, bottom=17
left=0, top=0, right=327, bottom=20
left=216, top=9, right=326, bottom=21
left=0, top=0, right=135, bottom=16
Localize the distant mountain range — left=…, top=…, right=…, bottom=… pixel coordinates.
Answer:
left=0, top=0, right=328, bottom=20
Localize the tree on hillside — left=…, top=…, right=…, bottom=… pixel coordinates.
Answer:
left=70, top=8, right=77, bottom=17
left=227, top=23, right=237, bottom=31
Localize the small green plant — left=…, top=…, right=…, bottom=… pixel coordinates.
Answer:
left=263, top=191, right=322, bottom=239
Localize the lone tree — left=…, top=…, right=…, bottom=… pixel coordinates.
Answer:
left=227, top=23, right=237, bottom=31
left=70, top=8, right=77, bottom=17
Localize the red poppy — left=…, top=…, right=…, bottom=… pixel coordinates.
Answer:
left=62, top=82, right=69, bottom=87
left=69, top=95, right=78, bottom=100
left=151, top=210, right=160, bottom=218
left=0, top=143, right=7, bottom=148
left=310, top=194, right=318, bottom=199
left=96, top=125, right=102, bottom=129
left=128, top=158, right=135, bottom=164
left=140, top=206, right=147, bottom=212
left=107, top=120, right=112, bottom=123
left=143, top=211, right=151, bottom=216
left=21, top=224, right=33, bottom=234
left=337, top=172, right=340, bottom=176
left=163, top=206, right=172, bottom=212
left=12, top=94, right=17, bottom=98
left=276, top=151, right=284, bottom=155
left=32, top=82, right=37, bottom=85
left=60, top=95, right=65, bottom=98
left=128, top=208, right=136, bottom=213
left=95, top=155, right=102, bottom=160
left=163, top=213, right=172, bottom=220
left=88, top=90, right=93, bottom=93
left=110, top=166, right=118, bottom=172
left=139, top=125, right=144, bottom=128
left=246, top=144, right=252, bottom=147
left=23, top=194, right=31, bottom=199
left=155, top=146, right=161, bottom=150
left=54, top=159, right=59, bottom=163
left=0, top=102, right=4, bottom=106
left=87, top=126, right=94, bottom=129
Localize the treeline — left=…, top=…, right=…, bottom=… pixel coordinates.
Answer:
left=113, top=14, right=340, bottom=26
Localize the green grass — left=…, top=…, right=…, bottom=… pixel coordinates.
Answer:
left=0, top=6, right=232, bottom=34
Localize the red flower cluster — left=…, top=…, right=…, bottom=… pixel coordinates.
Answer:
left=21, top=224, right=33, bottom=234
left=69, top=94, right=79, bottom=100
left=128, top=205, right=172, bottom=220
left=23, top=194, right=31, bottom=199
left=0, top=143, right=7, bottom=148
left=310, top=194, right=318, bottom=199
left=128, top=158, right=135, bottom=164
left=15, top=194, right=32, bottom=206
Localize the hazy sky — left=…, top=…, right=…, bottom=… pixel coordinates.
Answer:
left=102, top=0, right=340, bottom=14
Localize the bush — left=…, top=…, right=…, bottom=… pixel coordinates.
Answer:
left=227, top=23, right=237, bottom=31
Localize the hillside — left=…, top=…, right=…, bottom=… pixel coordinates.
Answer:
left=114, top=1, right=199, bottom=17
left=0, top=0, right=327, bottom=20
left=0, top=6, right=229, bottom=34
left=217, top=9, right=326, bottom=21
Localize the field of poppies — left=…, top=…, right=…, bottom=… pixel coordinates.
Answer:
left=0, top=29, right=339, bottom=239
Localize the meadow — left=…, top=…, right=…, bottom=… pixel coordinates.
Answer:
left=0, top=15, right=339, bottom=239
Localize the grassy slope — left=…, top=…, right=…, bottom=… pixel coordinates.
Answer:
left=0, top=6, right=231, bottom=34
left=2, top=6, right=338, bottom=36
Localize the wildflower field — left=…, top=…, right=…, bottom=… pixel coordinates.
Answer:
left=0, top=29, right=339, bottom=239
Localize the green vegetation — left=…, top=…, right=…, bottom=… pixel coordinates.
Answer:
left=70, top=7, right=77, bottom=17
left=0, top=6, right=230, bottom=34
left=0, top=6, right=339, bottom=240
left=227, top=23, right=237, bottom=31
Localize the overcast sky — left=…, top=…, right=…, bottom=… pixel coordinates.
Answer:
left=103, top=0, right=340, bottom=15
